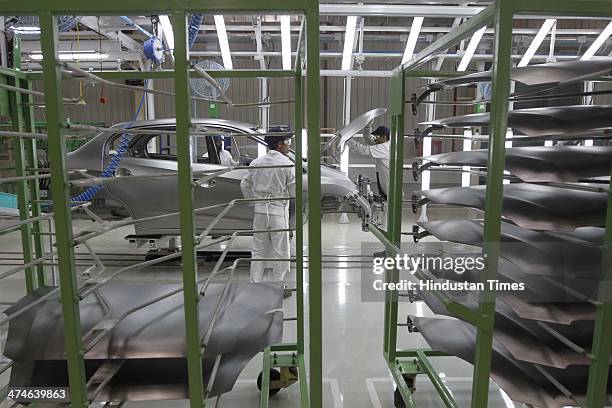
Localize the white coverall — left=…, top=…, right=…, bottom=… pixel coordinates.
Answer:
left=348, top=135, right=391, bottom=197
left=203, top=149, right=237, bottom=166
left=240, top=150, right=295, bottom=282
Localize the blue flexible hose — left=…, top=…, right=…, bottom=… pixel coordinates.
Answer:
left=71, top=80, right=148, bottom=202
left=189, top=14, right=203, bottom=48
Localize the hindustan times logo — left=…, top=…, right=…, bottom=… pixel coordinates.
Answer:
left=372, top=253, right=486, bottom=275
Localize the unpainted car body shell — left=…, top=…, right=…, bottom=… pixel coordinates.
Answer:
left=67, top=119, right=361, bottom=235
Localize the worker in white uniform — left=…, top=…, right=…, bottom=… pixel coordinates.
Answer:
left=348, top=125, right=391, bottom=198
left=240, top=134, right=295, bottom=288
left=203, top=136, right=238, bottom=166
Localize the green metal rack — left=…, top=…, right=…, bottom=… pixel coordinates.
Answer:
left=371, top=1, right=612, bottom=407
left=0, top=1, right=322, bottom=407
left=2, top=69, right=46, bottom=293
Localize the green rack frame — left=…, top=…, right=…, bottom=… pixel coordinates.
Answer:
left=0, top=1, right=323, bottom=407
left=370, top=1, right=612, bottom=407
left=0, top=67, right=46, bottom=293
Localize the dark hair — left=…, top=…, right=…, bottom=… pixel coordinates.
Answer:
left=264, top=135, right=290, bottom=150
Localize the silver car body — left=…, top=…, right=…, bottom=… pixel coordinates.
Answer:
left=67, top=118, right=363, bottom=235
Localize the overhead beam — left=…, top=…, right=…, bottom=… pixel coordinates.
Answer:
left=321, top=4, right=484, bottom=17
left=0, top=0, right=309, bottom=14
left=79, top=16, right=142, bottom=53
left=399, top=3, right=496, bottom=71
left=320, top=3, right=610, bottom=19
left=185, top=24, right=612, bottom=36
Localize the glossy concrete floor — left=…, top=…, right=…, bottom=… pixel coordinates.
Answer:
left=0, top=208, right=525, bottom=408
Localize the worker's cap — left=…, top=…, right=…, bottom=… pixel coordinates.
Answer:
left=264, top=134, right=292, bottom=148
left=371, top=125, right=390, bottom=137
left=213, top=135, right=223, bottom=143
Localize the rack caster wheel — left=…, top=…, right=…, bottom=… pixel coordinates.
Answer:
left=394, top=388, right=407, bottom=408
left=257, top=368, right=282, bottom=395
left=393, top=375, right=416, bottom=408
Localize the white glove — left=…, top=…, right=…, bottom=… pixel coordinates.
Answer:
left=366, top=120, right=374, bottom=136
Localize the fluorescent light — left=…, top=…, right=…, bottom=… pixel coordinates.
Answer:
left=280, top=16, right=291, bottom=70
left=518, top=19, right=556, bottom=67
left=581, top=20, right=612, bottom=60
left=159, top=15, right=174, bottom=61
left=8, top=25, right=41, bottom=35
left=341, top=16, right=358, bottom=71
left=401, top=16, right=424, bottom=64
left=30, top=52, right=110, bottom=61
left=462, top=128, right=472, bottom=187
left=214, top=15, right=233, bottom=70
left=457, top=26, right=487, bottom=72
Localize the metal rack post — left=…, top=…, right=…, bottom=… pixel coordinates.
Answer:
left=373, top=1, right=612, bottom=407
left=39, top=12, right=89, bottom=408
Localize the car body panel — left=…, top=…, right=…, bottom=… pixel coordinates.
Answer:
left=67, top=118, right=363, bottom=235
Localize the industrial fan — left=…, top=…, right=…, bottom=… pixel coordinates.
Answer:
left=6, top=15, right=81, bottom=36
left=190, top=60, right=230, bottom=100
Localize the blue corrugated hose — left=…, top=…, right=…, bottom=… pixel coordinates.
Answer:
left=71, top=80, right=148, bottom=202
left=189, top=14, right=203, bottom=48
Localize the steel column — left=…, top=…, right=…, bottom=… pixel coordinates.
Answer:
left=384, top=69, right=405, bottom=363
left=172, top=11, right=205, bottom=408
left=38, top=12, right=88, bottom=407
left=306, top=0, right=322, bottom=405
left=470, top=1, right=513, bottom=407
left=294, top=56, right=305, bottom=358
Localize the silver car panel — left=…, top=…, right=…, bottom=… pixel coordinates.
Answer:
left=417, top=219, right=603, bottom=280
left=428, top=57, right=612, bottom=89
left=67, top=118, right=363, bottom=235
left=416, top=183, right=608, bottom=231
left=419, top=146, right=612, bottom=183
left=421, top=105, right=612, bottom=137
left=410, top=316, right=611, bottom=408
left=5, top=281, right=283, bottom=400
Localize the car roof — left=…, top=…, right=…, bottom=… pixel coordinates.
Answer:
left=111, top=118, right=258, bottom=133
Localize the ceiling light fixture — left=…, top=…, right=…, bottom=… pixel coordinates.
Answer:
left=280, top=16, right=292, bottom=70
left=158, top=15, right=175, bottom=61
left=457, top=26, right=487, bottom=72
left=341, top=16, right=358, bottom=71
left=518, top=19, right=556, bottom=67
left=581, top=20, right=612, bottom=60
left=401, top=16, right=424, bottom=65
left=214, top=15, right=233, bottom=69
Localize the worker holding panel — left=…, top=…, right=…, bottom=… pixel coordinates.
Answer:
left=348, top=125, right=391, bottom=199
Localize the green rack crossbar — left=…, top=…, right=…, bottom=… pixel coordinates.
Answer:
left=0, top=1, right=322, bottom=407
left=375, top=1, right=612, bottom=408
